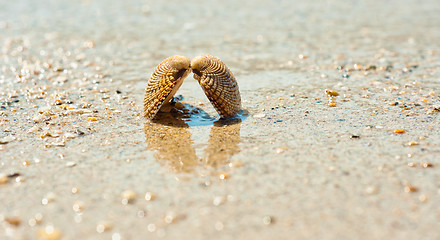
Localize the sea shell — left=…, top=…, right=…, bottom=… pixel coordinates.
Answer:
left=191, top=54, right=241, bottom=119
left=143, top=55, right=191, bottom=119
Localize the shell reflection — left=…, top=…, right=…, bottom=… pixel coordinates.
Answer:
left=144, top=104, right=241, bottom=173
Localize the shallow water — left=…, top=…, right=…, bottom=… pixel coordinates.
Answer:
left=1, top=0, right=440, bottom=239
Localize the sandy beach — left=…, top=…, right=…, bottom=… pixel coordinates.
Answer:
left=0, top=0, right=439, bottom=239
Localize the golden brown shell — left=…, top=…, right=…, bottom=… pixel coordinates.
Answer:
left=143, top=55, right=191, bottom=119
left=191, top=55, right=241, bottom=119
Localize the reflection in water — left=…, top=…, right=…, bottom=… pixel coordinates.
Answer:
left=203, top=118, right=242, bottom=168
left=143, top=104, right=242, bottom=173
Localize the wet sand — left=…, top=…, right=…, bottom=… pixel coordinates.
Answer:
left=0, top=0, right=439, bottom=239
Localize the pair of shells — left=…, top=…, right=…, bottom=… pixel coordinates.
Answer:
left=143, top=55, right=241, bottom=120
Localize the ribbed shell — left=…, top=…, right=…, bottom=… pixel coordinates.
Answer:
left=191, top=55, right=241, bottom=119
left=143, top=55, right=191, bottom=119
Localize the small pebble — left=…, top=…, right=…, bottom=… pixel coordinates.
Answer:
left=87, top=117, right=98, bottom=121
left=407, top=141, right=419, bottom=146
left=393, top=129, right=406, bottom=134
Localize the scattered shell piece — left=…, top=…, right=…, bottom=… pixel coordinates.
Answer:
left=4, top=216, right=21, bottom=226
left=254, top=113, right=266, bottom=118
left=393, top=129, right=406, bottom=134
left=0, top=173, right=8, bottom=184
left=65, top=162, right=76, bottom=167
left=96, top=222, right=113, bottom=233
left=0, top=135, right=15, bottom=144
left=365, top=186, right=378, bottom=195
left=87, top=117, right=98, bottom=121
left=421, top=162, right=433, bottom=168
left=28, top=125, right=40, bottom=133
left=37, top=225, right=61, bottom=240
left=276, top=147, right=288, bottom=154
left=325, top=89, right=339, bottom=96
left=228, top=160, right=244, bottom=168
left=63, top=133, right=76, bottom=139
left=144, top=192, right=156, bottom=201
left=121, top=190, right=136, bottom=205
left=418, top=194, right=428, bottom=203
left=215, top=221, right=224, bottom=231
left=72, top=201, right=84, bottom=213
left=164, top=212, right=180, bottom=224
left=137, top=210, right=146, bottom=218
left=213, top=196, right=226, bottom=206
left=407, top=141, right=419, bottom=146
left=407, top=162, right=417, bottom=167
left=262, top=215, right=274, bottom=225
left=218, top=172, right=228, bottom=180
left=404, top=185, right=417, bottom=193
left=71, top=187, right=79, bottom=194
left=42, top=192, right=56, bottom=205
left=147, top=223, right=156, bottom=232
